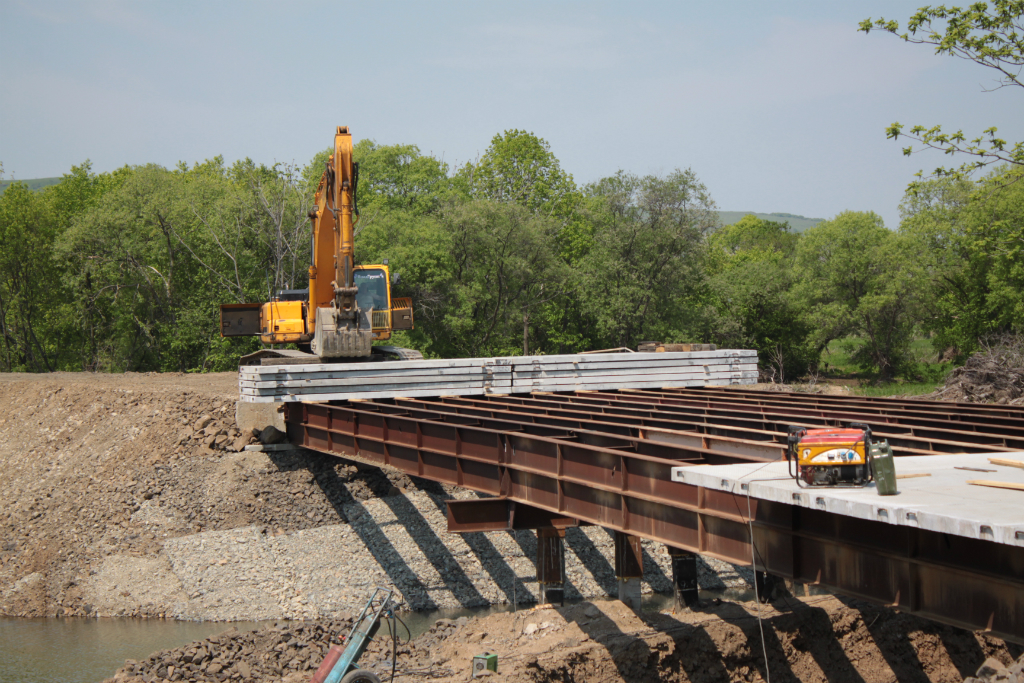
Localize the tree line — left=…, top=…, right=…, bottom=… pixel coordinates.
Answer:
left=1, top=129, right=1021, bottom=380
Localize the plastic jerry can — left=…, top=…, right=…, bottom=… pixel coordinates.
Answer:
left=870, top=439, right=898, bottom=496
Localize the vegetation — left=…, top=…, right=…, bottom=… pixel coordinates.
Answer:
left=1, top=4, right=1022, bottom=380
left=861, top=2, right=1024, bottom=186
left=2, top=130, right=1023, bottom=377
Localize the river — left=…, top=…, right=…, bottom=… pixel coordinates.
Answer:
left=0, top=605, right=509, bottom=683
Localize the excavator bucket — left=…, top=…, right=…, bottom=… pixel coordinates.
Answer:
left=311, top=306, right=374, bottom=358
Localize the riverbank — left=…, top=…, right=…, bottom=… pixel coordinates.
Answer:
left=0, top=372, right=747, bottom=622
left=103, top=597, right=1023, bottom=683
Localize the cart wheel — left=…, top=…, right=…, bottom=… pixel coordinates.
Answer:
left=340, top=669, right=381, bottom=683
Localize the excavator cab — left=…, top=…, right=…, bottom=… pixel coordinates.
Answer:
left=219, top=263, right=414, bottom=346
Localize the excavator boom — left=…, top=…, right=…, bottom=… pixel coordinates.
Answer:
left=308, top=126, right=373, bottom=357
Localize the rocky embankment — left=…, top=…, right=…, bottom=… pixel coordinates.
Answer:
left=0, top=372, right=746, bottom=622
left=105, top=597, right=1022, bottom=683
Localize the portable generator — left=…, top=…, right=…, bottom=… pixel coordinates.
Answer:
left=786, top=423, right=874, bottom=487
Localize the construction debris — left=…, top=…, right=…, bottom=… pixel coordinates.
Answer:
left=930, top=335, right=1024, bottom=404
left=239, top=350, right=758, bottom=402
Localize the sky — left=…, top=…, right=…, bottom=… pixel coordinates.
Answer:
left=1, top=0, right=1021, bottom=229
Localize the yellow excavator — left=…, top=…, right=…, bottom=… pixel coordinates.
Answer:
left=219, top=126, right=421, bottom=364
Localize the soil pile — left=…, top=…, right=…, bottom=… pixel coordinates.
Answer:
left=0, top=372, right=421, bottom=619
left=104, top=597, right=1022, bottom=683
left=931, top=337, right=1024, bottom=404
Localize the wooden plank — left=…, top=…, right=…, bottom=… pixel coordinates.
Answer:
left=967, top=480, right=1024, bottom=492
left=988, top=457, right=1024, bottom=469
left=896, top=473, right=932, bottom=479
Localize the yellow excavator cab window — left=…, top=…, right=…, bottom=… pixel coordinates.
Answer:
left=354, top=268, right=389, bottom=310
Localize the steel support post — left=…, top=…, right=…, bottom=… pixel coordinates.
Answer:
left=668, top=547, right=699, bottom=610
left=755, top=570, right=778, bottom=604
left=614, top=531, right=644, bottom=610
left=536, top=528, right=565, bottom=605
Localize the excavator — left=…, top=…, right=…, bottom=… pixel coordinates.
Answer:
left=219, top=126, right=421, bottom=365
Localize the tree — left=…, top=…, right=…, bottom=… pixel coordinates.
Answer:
left=0, top=182, right=64, bottom=371
left=861, top=3, right=1024, bottom=186
left=794, top=212, right=921, bottom=380
left=351, top=140, right=452, bottom=216
left=459, top=130, right=578, bottom=217
left=706, top=216, right=813, bottom=382
left=579, top=169, right=718, bottom=349
left=434, top=200, right=568, bottom=357
left=901, top=170, right=1024, bottom=357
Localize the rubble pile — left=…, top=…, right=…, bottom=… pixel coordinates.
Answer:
left=931, top=336, right=1024, bottom=404
left=964, top=654, right=1024, bottom=683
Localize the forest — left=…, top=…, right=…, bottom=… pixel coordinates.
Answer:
left=1, top=127, right=1021, bottom=385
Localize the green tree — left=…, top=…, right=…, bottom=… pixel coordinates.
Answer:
left=579, top=169, right=718, bottom=349
left=901, top=170, right=1024, bottom=357
left=706, top=216, right=812, bottom=382
left=0, top=182, right=64, bottom=371
left=459, top=130, right=579, bottom=216
left=794, top=212, right=921, bottom=380
left=352, top=140, right=453, bottom=216
left=861, top=3, right=1024, bottom=186
left=434, top=200, right=568, bottom=357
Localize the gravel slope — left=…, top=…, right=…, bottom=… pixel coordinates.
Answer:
left=0, top=372, right=745, bottom=621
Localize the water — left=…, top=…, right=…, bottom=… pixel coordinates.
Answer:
left=0, top=607, right=511, bottom=683
left=0, top=617, right=267, bottom=683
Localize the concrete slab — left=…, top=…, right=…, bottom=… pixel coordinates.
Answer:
left=671, top=452, right=1024, bottom=547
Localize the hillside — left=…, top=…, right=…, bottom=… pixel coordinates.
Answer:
left=0, top=177, right=61, bottom=194
left=718, top=211, right=824, bottom=232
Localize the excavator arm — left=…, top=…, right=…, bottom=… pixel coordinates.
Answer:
left=308, top=126, right=374, bottom=357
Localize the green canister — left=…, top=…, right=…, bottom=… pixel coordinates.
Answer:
left=870, top=439, right=898, bottom=496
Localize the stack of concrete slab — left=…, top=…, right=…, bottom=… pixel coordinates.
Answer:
left=238, top=349, right=758, bottom=403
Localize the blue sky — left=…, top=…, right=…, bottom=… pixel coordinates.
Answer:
left=1, top=0, right=1020, bottom=228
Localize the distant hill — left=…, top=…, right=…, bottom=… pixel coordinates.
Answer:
left=0, top=177, right=61, bottom=194
left=718, top=211, right=824, bottom=233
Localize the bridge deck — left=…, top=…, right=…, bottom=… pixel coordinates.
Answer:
left=672, top=453, right=1024, bottom=546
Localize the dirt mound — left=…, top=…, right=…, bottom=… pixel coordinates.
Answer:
left=930, top=336, right=1024, bottom=405
left=0, top=373, right=412, bottom=619
left=104, top=597, right=1022, bottom=683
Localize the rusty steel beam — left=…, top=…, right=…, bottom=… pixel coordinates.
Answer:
left=392, top=395, right=787, bottom=461
left=285, top=399, right=1024, bottom=643
left=625, top=388, right=1024, bottom=446
left=456, top=391, right=1020, bottom=454
left=446, top=498, right=580, bottom=533
left=676, top=386, right=1024, bottom=421
left=550, top=390, right=1024, bottom=451
left=537, top=528, right=566, bottom=605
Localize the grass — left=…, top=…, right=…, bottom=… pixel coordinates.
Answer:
left=718, top=211, right=824, bottom=233
left=853, top=382, right=943, bottom=398
left=814, top=335, right=952, bottom=397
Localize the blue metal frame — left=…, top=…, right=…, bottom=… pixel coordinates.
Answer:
left=324, top=587, right=394, bottom=683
